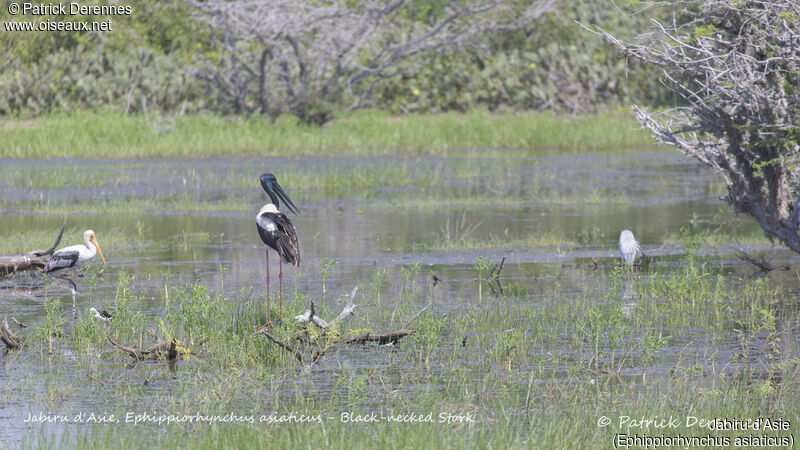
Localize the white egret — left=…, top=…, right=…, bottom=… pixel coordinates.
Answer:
left=618, top=229, right=641, bottom=265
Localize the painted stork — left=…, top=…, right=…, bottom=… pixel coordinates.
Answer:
left=44, top=229, right=106, bottom=304
left=256, top=173, right=300, bottom=325
left=618, top=229, right=641, bottom=266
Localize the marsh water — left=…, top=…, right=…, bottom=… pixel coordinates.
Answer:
left=1, top=150, right=798, bottom=445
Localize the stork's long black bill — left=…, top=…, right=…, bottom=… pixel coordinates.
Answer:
left=274, top=182, right=300, bottom=215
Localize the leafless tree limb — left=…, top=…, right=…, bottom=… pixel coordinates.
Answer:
left=185, top=0, right=555, bottom=123
left=599, top=1, right=800, bottom=252
left=254, top=288, right=432, bottom=370
left=735, top=247, right=790, bottom=272
left=107, top=335, right=182, bottom=362
left=0, top=223, right=66, bottom=276
left=1, top=318, right=24, bottom=350
left=295, top=286, right=358, bottom=331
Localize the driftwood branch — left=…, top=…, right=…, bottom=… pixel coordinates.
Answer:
left=1, top=318, right=25, bottom=350
left=343, top=300, right=432, bottom=345
left=0, top=223, right=66, bottom=276
left=295, top=286, right=358, bottom=331
left=337, top=300, right=432, bottom=345
left=403, top=301, right=431, bottom=329
left=107, top=335, right=183, bottom=362
left=31, top=223, right=66, bottom=257
left=255, top=286, right=433, bottom=368
left=343, top=329, right=414, bottom=345
left=294, top=301, right=330, bottom=330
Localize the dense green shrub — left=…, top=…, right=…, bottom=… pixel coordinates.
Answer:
left=0, top=0, right=671, bottom=118
left=0, top=40, right=202, bottom=115
left=376, top=0, right=670, bottom=114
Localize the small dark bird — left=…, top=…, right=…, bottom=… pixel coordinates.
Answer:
left=432, top=274, right=442, bottom=287
left=256, top=173, right=300, bottom=326
left=89, top=307, right=112, bottom=321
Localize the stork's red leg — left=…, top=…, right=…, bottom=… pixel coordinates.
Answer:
left=279, top=259, right=283, bottom=320
left=266, top=249, right=271, bottom=325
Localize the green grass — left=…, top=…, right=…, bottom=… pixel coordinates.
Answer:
left=390, top=190, right=631, bottom=210
left=11, top=250, right=800, bottom=449
left=0, top=196, right=252, bottom=216
left=0, top=109, right=657, bottom=159
left=0, top=227, right=147, bottom=255
left=429, top=228, right=577, bottom=251
left=663, top=227, right=772, bottom=247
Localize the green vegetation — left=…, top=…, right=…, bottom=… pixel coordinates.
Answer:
left=0, top=227, right=148, bottom=255
left=7, top=245, right=800, bottom=448
left=0, top=0, right=668, bottom=119
left=0, top=109, right=655, bottom=159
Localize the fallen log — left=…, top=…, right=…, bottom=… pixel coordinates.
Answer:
left=343, top=301, right=431, bottom=345
left=0, top=223, right=66, bottom=276
left=1, top=318, right=25, bottom=350
left=107, top=335, right=183, bottom=362
left=344, top=329, right=415, bottom=345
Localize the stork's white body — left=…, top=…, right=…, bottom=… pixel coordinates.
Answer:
left=44, top=230, right=104, bottom=274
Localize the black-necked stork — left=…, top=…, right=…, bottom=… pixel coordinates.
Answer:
left=44, top=229, right=106, bottom=305
left=256, top=173, right=300, bottom=326
left=618, top=229, right=641, bottom=266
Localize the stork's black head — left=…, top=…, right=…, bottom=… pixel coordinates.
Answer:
left=260, top=173, right=276, bottom=189
left=260, top=173, right=299, bottom=215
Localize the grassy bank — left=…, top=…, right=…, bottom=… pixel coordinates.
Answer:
left=0, top=109, right=656, bottom=159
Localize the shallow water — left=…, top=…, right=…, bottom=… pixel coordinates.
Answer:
left=1, top=151, right=798, bottom=444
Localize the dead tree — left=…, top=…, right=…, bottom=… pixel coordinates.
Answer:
left=186, top=0, right=555, bottom=124
left=294, top=286, right=359, bottom=333
left=0, top=223, right=65, bottom=276
left=598, top=1, right=800, bottom=252
left=253, top=286, right=432, bottom=368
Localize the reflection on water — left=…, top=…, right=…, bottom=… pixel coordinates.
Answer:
left=620, top=278, right=636, bottom=319
left=0, top=151, right=798, bottom=444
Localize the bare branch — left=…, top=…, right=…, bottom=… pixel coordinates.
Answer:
left=1, top=318, right=24, bottom=350
left=185, top=0, right=555, bottom=123
left=601, top=1, right=800, bottom=253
